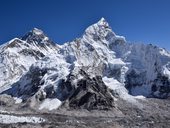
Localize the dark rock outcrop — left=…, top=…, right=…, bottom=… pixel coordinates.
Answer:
left=152, top=74, right=170, bottom=98
left=61, top=70, right=115, bottom=110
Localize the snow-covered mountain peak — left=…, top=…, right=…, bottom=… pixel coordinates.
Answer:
left=32, top=28, right=44, bottom=35
left=19, top=28, right=59, bottom=52
left=79, top=18, right=126, bottom=57
left=84, top=18, right=114, bottom=36
left=97, top=17, right=109, bottom=27
left=21, top=28, right=51, bottom=44
left=22, top=28, right=45, bottom=39
left=83, top=18, right=125, bottom=47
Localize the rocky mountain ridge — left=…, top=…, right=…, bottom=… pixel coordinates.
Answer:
left=0, top=18, right=170, bottom=112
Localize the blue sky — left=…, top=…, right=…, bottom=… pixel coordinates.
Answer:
left=0, top=0, right=170, bottom=50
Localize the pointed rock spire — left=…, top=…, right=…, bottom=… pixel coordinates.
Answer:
left=84, top=17, right=116, bottom=41
left=97, top=17, right=109, bottom=28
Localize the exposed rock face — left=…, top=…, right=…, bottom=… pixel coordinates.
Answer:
left=68, top=77, right=114, bottom=110
left=21, top=28, right=56, bottom=48
left=60, top=70, right=114, bottom=110
left=125, top=69, right=146, bottom=94
left=152, top=74, right=170, bottom=98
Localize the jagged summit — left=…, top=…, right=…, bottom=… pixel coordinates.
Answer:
left=20, top=28, right=57, bottom=48
left=27, top=27, right=44, bottom=36
left=32, top=28, right=44, bottom=35
left=97, top=17, right=109, bottom=27
left=21, top=28, right=47, bottom=41
left=84, top=17, right=116, bottom=43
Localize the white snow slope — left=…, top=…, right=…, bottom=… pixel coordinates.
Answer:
left=0, top=114, right=45, bottom=124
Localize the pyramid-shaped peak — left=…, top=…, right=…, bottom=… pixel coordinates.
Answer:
left=32, top=28, right=44, bottom=35
left=97, top=17, right=109, bottom=27
left=21, top=28, right=47, bottom=41
left=84, top=17, right=114, bottom=38
left=98, top=17, right=107, bottom=23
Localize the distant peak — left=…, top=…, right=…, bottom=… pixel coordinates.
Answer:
left=21, top=28, right=46, bottom=41
left=21, top=28, right=56, bottom=46
left=32, top=28, right=44, bottom=35
left=100, top=17, right=106, bottom=21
